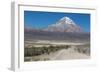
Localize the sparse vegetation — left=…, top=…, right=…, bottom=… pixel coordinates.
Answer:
left=24, top=45, right=70, bottom=57
left=24, top=43, right=90, bottom=62
left=74, top=44, right=90, bottom=55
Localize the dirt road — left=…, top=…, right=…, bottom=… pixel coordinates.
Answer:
left=50, top=48, right=89, bottom=60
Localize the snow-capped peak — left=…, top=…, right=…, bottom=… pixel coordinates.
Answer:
left=57, top=16, right=76, bottom=25
left=45, top=16, right=82, bottom=32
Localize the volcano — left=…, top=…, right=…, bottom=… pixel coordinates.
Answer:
left=45, top=17, right=83, bottom=32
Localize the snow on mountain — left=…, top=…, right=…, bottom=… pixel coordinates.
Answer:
left=45, top=16, right=82, bottom=32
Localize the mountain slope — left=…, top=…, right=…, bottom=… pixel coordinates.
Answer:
left=45, top=17, right=82, bottom=32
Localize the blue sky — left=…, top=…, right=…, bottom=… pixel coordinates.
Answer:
left=24, top=11, right=90, bottom=32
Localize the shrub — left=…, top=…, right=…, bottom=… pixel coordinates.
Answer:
left=24, top=45, right=70, bottom=57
